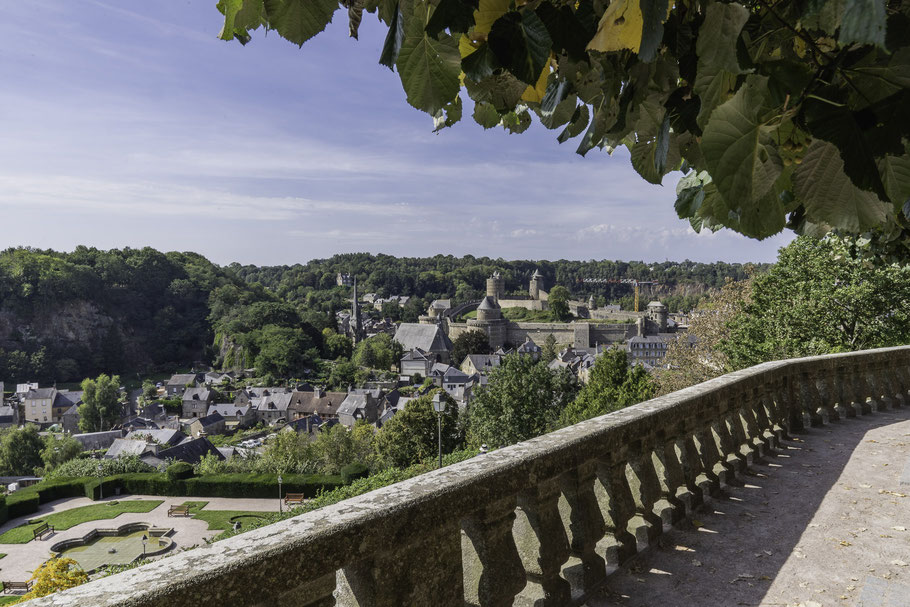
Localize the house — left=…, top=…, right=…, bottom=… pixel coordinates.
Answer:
left=287, top=389, right=347, bottom=420
left=204, top=371, right=235, bottom=386
left=282, top=415, right=322, bottom=436
left=626, top=335, right=672, bottom=366
left=187, top=411, right=226, bottom=437
left=181, top=388, right=215, bottom=419
left=157, top=436, right=225, bottom=465
left=105, top=438, right=157, bottom=459
left=165, top=373, right=202, bottom=396
left=62, top=404, right=79, bottom=433
left=0, top=404, right=17, bottom=428
left=207, top=404, right=256, bottom=430
left=234, top=386, right=287, bottom=406
left=137, top=402, right=170, bottom=423
left=461, top=354, right=503, bottom=376
left=400, top=348, right=435, bottom=378
left=23, top=388, right=83, bottom=425
left=73, top=430, right=124, bottom=451
left=253, top=391, right=294, bottom=425
left=515, top=337, right=542, bottom=360
left=124, top=428, right=186, bottom=447
left=393, top=324, right=454, bottom=365
left=337, top=393, right=378, bottom=428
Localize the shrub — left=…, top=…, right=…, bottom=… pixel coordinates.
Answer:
left=341, top=463, right=370, bottom=484
left=46, top=456, right=154, bottom=479
left=7, top=492, right=39, bottom=520
left=166, top=462, right=194, bottom=481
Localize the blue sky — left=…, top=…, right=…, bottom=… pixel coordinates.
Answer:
left=0, top=1, right=793, bottom=266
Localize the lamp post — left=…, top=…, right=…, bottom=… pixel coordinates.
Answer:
left=141, top=534, right=148, bottom=559
left=97, top=462, right=103, bottom=500
left=432, top=392, right=444, bottom=469
left=278, top=473, right=283, bottom=514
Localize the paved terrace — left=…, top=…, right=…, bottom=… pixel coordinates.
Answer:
left=22, top=346, right=910, bottom=607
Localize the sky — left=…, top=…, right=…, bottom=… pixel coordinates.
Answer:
left=0, top=1, right=794, bottom=267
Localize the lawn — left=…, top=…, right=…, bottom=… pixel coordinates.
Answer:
left=179, top=501, right=271, bottom=531
left=0, top=500, right=164, bottom=544
left=0, top=596, right=20, bottom=605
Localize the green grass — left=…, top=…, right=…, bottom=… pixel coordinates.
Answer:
left=0, top=500, right=164, bottom=544
left=178, top=501, right=267, bottom=531
left=0, top=596, right=21, bottom=605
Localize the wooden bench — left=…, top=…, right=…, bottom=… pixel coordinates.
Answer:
left=167, top=505, right=190, bottom=517
left=32, top=521, right=54, bottom=541
left=284, top=493, right=305, bottom=506
left=3, top=580, right=32, bottom=593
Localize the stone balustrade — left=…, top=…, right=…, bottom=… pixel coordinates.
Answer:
left=26, top=346, right=910, bottom=607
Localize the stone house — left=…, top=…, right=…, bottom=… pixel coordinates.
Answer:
left=337, top=393, right=378, bottom=428
left=187, top=411, right=226, bottom=437
left=182, top=388, right=214, bottom=419
left=165, top=373, right=202, bottom=396
left=207, top=403, right=256, bottom=430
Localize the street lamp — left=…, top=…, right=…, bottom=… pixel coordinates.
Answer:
left=141, top=534, right=148, bottom=559
left=278, top=473, right=283, bottom=514
left=97, top=462, right=103, bottom=500
left=432, top=392, right=444, bottom=469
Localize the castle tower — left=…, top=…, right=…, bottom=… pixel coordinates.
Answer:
left=529, top=269, right=544, bottom=300
left=486, top=271, right=505, bottom=302
left=646, top=301, right=668, bottom=333
left=468, top=295, right=507, bottom=349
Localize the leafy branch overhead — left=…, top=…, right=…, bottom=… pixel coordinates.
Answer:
left=217, top=0, right=910, bottom=256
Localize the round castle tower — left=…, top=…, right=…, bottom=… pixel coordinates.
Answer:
left=647, top=301, right=668, bottom=332
left=529, top=269, right=544, bottom=300
left=468, top=295, right=507, bottom=348
left=486, top=271, right=505, bottom=301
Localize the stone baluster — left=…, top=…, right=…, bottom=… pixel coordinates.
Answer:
left=859, top=361, right=880, bottom=412
left=892, top=362, right=910, bottom=405
left=726, top=396, right=758, bottom=465
left=764, top=377, right=791, bottom=441
left=848, top=364, right=872, bottom=415
left=750, top=385, right=778, bottom=450
left=885, top=363, right=907, bottom=407
left=814, top=368, right=840, bottom=422
left=708, top=403, right=744, bottom=483
left=513, top=477, right=572, bottom=607
left=694, top=424, right=726, bottom=491
left=835, top=364, right=858, bottom=418
left=870, top=360, right=895, bottom=410
left=797, top=370, right=824, bottom=427
left=595, top=457, right=637, bottom=565
left=625, top=443, right=666, bottom=546
left=337, top=519, right=464, bottom=607
left=778, top=373, right=806, bottom=433
left=559, top=461, right=608, bottom=593
left=739, top=387, right=769, bottom=457
left=651, top=429, right=688, bottom=524
left=674, top=433, right=707, bottom=507
left=462, top=497, right=527, bottom=607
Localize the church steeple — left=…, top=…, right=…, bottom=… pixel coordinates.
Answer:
left=351, top=278, right=364, bottom=344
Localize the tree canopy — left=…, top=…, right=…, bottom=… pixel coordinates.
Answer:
left=218, top=0, right=910, bottom=256
left=79, top=374, right=122, bottom=432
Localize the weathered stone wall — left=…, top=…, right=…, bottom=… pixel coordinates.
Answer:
left=33, top=346, right=910, bottom=607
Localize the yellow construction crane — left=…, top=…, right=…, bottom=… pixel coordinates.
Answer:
left=580, top=278, right=658, bottom=312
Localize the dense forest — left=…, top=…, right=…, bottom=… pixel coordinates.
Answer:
left=0, top=247, right=768, bottom=384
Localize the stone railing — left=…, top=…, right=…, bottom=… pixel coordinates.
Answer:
left=27, top=346, right=910, bottom=606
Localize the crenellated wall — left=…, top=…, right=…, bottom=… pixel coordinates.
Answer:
left=28, top=346, right=910, bottom=607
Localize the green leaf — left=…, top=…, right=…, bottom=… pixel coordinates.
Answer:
left=629, top=99, right=677, bottom=184
left=538, top=79, right=577, bottom=129
left=800, top=0, right=843, bottom=34
left=557, top=104, right=589, bottom=143
left=878, top=151, right=910, bottom=206
left=364, top=0, right=397, bottom=24
left=639, top=0, right=670, bottom=62
left=576, top=101, right=615, bottom=156
left=396, top=1, right=462, bottom=114
left=464, top=72, right=528, bottom=111
left=263, top=0, right=339, bottom=47
left=502, top=110, right=532, bottom=134
left=425, top=0, right=478, bottom=37
left=693, top=2, right=749, bottom=127
left=473, top=101, right=501, bottom=128
left=847, top=48, right=910, bottom=107
left=433, top=95, right=463, bottom=131
left=379, top=2, right=405, bottom=69
left=701, top=76, right=782, bottom=207
left=535, top=1, right=592, bottom=61
left=793, top=139, right=890, bottom=232
left=461, top=42, right=499, bottom=81
left=487, top=10, right=553, bottom=86
left=218, top=0, right=265, bottom=43
left=839, top=0, right=886, bottom=49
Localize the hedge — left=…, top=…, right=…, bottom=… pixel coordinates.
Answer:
left=84, top=473, right=342, bottom=500
left=341, top=463, right=370, bottom=484
left=165, top=462, right=194, bottom=481
left=3, top=477, right=92, bottom=523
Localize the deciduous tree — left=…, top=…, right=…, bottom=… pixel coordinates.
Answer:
left=559, top=348, right=655, bottom=426
left=79, top=374, right=122, bottom=432
left=374, top=391, right=462, bottom=468
left=451, top=329, right=490, bottom=366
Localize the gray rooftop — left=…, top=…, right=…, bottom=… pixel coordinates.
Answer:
left=393, top=323, right=453, bottom=354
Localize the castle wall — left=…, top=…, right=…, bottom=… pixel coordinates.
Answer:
left=498, top=299, right=547, bottom=311
left=448, top=321, right=637, bottom=350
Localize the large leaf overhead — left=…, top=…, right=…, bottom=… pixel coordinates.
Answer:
left=701, top=76, right=782, bottom=210
left=218, top=0, right=910, bottom=258
left=396, top=0, right=462, bottom=114
left=263, top=0, right=339, bottom=46
left=793, top=140, right=890, bottom=232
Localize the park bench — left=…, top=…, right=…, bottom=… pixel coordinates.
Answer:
left=32, top=521, right=54, bottom=541
left=3, top=580, right=32, bottom=593
left=168, top=505, right=190, bottom=517
left=284, top=493, right=305, bottom=506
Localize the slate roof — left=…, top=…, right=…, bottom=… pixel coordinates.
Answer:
left=401, top=348, right=432, bottom=362
left=24, top=387, right=56, bottom=400
left=516, top=337, right=541, bottom=353
left=194, top=411, right=225, bottom=428
left=53, top=391, right=83, bottom=409
left=338, top=394, right=368, bottom=416
left=477, top=296, right=499, bottom=311
left=182, top=387, right=213, bottom=402
left=208, top=404, right=252, bottom=418
left=463, top=354, right=502, bottom=372
left=158, top=436, right=224, bottom=465
left=253, top=392, right=293, bottom=412
left=138, top=403, right=168, bottom=419
left=167, top=373, right=199, bottom=387
left=125, top=428, right=185, bottom=446
left=393, top=323, right=453, bottom=354
left=289, top=390, right=347, bottom=417
left=106, top=438, right=155, bottom=459
left=0, top=405, right=16, bottom=423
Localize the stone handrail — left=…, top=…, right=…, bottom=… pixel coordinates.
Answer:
left=26, top=346, right=910, bottom=606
